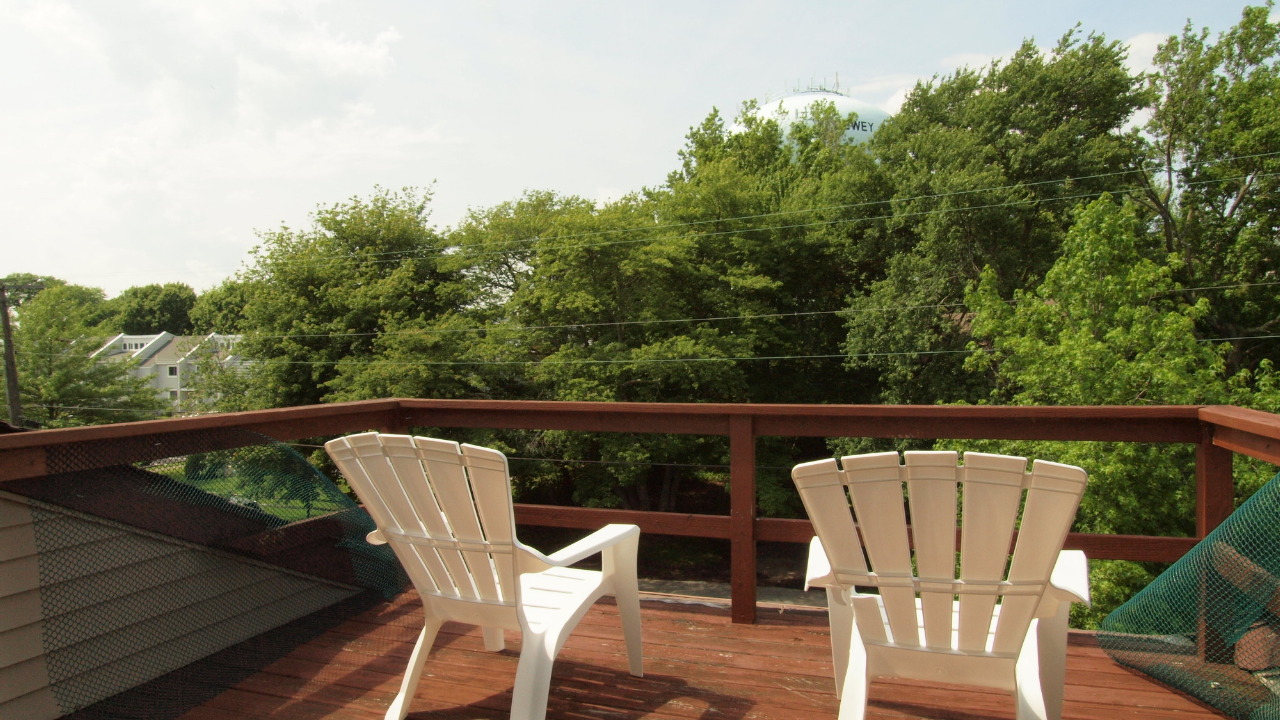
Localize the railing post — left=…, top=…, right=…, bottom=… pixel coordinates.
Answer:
left=1196, top=424, right=1235, bottom=538
left=729, top=414, right=757, bottom=623
left=1196, top=423, right=1235, bottom=663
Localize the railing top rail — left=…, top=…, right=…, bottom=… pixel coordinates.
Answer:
left=0, top=399, right=1216, bottom=452
left=1200, top=405, right=1280, bottom=466
left=0, top=399, right=404, bottom=450
left=1199, top=405, right=1280, bottom=437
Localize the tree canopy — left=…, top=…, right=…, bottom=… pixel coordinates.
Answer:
left=10, top=284, right=166, bottom=427
left=106, top=282, right=198, bottom=335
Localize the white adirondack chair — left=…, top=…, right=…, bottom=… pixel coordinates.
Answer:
left=325, top=432, right=643, bottom=720
left=793, top=451, right=1090, bottom=720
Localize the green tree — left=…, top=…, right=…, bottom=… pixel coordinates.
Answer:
left=659, top=100, right=880, bottom=406
left=228, top=186, right=464, bottom=409
left=844, top=30, right=1148, bottom=405
left=483, top=101, right=885, bottom=512
left=190, top=278, right=255, bottom=333
left=0, top=273, right=66, bottom=307
left=966, top=197, right=1223, bottom=409
left=504, top=194, right=752, bottom=510
left=963, top=196, right=1279, bottom=625
left=107, top=282, right=198, bottom=334
left=447, top=190, right=596, bottom=312
left=13, top=284, right=166, bottom=427
left=1134, top=4, right=1280, bottom=376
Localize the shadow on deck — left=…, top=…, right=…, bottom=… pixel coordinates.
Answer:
left=163, top=591, right=1228, bottom=720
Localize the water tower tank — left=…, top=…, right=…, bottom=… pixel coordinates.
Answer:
left=761, top=89, right=890, bottom=145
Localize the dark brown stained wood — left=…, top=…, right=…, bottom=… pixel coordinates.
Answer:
left=177, top=592, right=1231, bottom=720
left=0, top=400, right=1210, bottom=455
left=0, top=400, right=403, bottom=482
left=1198, top=426, right=1237, bottom=536
left=1064, top=532, right=1199, bottom=562
left=0, top=399, right=402, bottom=448
left=398, top=403, right=733, bottom=436
left=1214, top=425, right=1280, bottom=466
left=748, top=405, right=1205, bottom=443
left=1200, top=405, right=1280, bottom=437
left=514, top=505, right=732, bottom=538
left=0, top=446, right=43, bottom=482
left=1202, top=405, right=1280, bottom=465
left=728, top=415, right=757, bottom=624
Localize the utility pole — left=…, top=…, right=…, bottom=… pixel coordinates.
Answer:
left=1, top=284, right=22, bottom=427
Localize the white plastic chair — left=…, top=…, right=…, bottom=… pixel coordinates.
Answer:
left=325, top=432, right=643, bottom=720
left=793, top=451, right=1089, bottom=720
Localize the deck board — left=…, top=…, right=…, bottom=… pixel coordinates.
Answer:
left=178, top=592, right=1232, bottom=720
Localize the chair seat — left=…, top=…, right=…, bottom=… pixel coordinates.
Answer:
left=520, top=566, right=607, bottom=632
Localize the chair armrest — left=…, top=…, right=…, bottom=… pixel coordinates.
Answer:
left=1047, top=549, right=1090, bottom=607
left=542, top=523, right=641, bottom=567
left=805, top=536, right=836, bottom=590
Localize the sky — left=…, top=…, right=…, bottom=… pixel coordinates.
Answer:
left=0, top=1, right=1263, bottom=298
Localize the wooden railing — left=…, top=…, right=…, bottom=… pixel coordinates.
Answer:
left=2, top=399, right=1278, bottom=622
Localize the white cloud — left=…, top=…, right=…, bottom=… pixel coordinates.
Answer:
left=593, top=187, right=628, bottom=207
left=1, top=0, right=1259, bottom=298
left=844, top=74, right=925, bottom=114
left=16, top=1, right=101, bottom=57
left=939, top=51, right=1005, bottom=73
left=1123, top=32, right=1168, bottom=75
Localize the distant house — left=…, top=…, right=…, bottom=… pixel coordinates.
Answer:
left=91, top=332, right=245, bottom=412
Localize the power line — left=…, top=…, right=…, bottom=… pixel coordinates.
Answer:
left=15, top=278, right=1279, bottom=352
left=100, top=279, right=1280, bottom=344
left=227, top=152, right=1280, bottom=271
left=36, top=148, right=1280, bottom=291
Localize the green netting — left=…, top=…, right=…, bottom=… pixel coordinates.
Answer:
left=2, top=429, right=408, bottom=720
left=1099, top=471, right=1280, bottom=720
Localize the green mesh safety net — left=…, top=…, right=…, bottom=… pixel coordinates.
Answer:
left=1, top=428, right=407, bottom=720
left=1099, top=471, right=1280, bottom=720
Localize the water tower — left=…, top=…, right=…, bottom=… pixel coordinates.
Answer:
left=751, top=85, right=891, bottom=145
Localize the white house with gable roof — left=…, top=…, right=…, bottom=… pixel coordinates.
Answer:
left=91, top=332, right=244, bottom=412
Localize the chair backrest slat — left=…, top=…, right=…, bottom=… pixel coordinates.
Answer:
left=904, top=452, right=960, bottom=649
left=992, top=459, right=1089, bottom=652
left=956, top=453, right=1026, bottom=651
left=792, top=458, right=870, bottom=579
left=841, top=453, right=918, bottom=644
left=329, top=433, right=446, bottom=596
left=418, top=438, right=510, bottom=603
left=457, top=443, right=518, bottom=598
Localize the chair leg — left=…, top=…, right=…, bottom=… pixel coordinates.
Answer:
left=826, top=586, right=853, bottom=698
left=835, top=631, right=870, bottom=720
left=510, top=629, right=557, bottom=720
left=385, top=616, right=443, bottom=720
left=1017, top=604, right=1071, bottom=720
left=605, top=532, right=644, bottom=677
left=483, top=626, right=506, bottom=652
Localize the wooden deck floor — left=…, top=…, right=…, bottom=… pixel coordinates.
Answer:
left=175, top=592, right=1230, bottom=720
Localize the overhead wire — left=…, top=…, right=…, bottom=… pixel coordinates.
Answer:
left=230, top=150, right=1280, bottom=271
left=14, top=277, right=1280, bottom=359
left=13, top=153, right=1278, bottom=414
left=245, top=149, right=1280, bottom=262
left=91, top=278, right=1271, bottom=345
